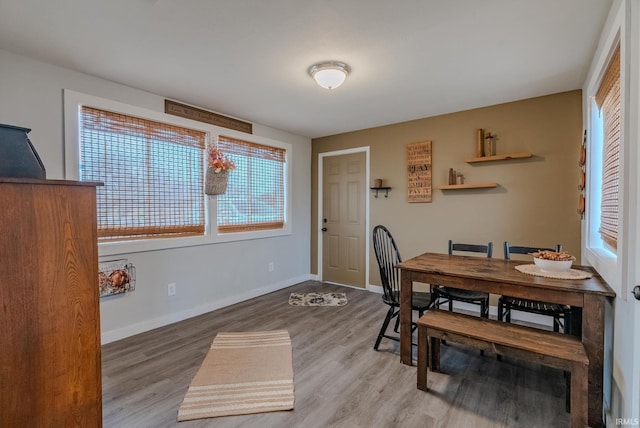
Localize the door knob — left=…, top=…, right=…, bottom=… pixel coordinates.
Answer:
left=321, top=227, right=328, bottom=232
left=632, top=285, right=640, bottom=301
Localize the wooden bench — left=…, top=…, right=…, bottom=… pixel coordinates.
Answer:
left=417, top=310, right=589, bottom=428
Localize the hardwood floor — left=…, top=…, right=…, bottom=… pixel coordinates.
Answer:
left=102, top=281, right=570, bottom=427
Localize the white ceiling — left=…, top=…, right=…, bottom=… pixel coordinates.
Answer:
left=0, top=0, right=611, bottom=138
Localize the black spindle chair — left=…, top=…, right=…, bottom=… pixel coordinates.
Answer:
left=372, top=225, right=433, bottom=351
left=498, top=242, right=573, bottom=333
left=432, top=240, right=492, bottom=318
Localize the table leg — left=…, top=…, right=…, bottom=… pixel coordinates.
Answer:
left=570, top=306, right=583, bottom=337
left=400, top=270, right=413, bottom=365
left=583, top=294, right=605, bottom=428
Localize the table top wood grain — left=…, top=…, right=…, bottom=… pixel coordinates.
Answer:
left=397, top=252, right=615, bottom=297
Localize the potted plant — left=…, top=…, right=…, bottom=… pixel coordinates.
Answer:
left=205, top=146, right=235, bottom=195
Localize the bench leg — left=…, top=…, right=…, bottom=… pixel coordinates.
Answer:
left=417, top=324, right=428, bottom=391
left=566, top=372, right=571, bottom=413
left=570, top=363, right=588, bottom=428
left=430, top=336, right=441, bottom=372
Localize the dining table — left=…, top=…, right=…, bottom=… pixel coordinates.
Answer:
left=397, top=252, right=616, bottom=428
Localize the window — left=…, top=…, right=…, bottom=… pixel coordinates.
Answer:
left=79, top=106, right=206, bottom=241
left=594, top=44, right=620, bottom=250
left=216, top=135, right=286, bottom=233
left=65, top=90, right=292, bottom=253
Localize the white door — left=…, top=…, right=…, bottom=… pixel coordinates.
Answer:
left=585, top=3, right=640, bottom=424
left=604, top=0, right=640, bottom=427
left=614, top=94, right=640, bottom=424
left=614, top=92, right=640, bottom=425
left=617, top=1, right=640, bottom=423
left=321, top=152, right=366, bottom=288
left=621, top=1, right=640, bottom=418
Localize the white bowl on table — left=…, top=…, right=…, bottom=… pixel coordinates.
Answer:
left=533, top=257, right=574, bottom=272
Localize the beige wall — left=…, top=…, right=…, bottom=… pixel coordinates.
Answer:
left=311, top=90, right=583, bottom=287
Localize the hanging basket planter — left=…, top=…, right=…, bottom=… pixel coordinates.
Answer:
left=205, top=168, right=229, bottom=195
left=204, top=143, right=235, bottom=196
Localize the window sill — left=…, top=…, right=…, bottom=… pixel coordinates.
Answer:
left=98, top=224, right=292, bottom=257
left=584, top=246, right=618, bottom=287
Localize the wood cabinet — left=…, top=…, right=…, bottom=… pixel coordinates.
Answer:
left=0, top=178, right=102, bottom=427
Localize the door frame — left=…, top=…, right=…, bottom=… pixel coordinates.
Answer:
left=317, top=147, right=370, bottom=288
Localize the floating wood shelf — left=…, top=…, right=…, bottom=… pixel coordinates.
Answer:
left=466, top=152, right=533, bottom=163
left=439, top=182, right=497, bottom=190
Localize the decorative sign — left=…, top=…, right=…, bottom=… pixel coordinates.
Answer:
left=165, top=99, right=253, bottom=134
left=407, top=140, right=432, bottom=203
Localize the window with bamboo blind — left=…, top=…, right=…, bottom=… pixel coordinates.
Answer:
left=594, top=44, right=620, bottom=249
left=216, top=135, right=286, bottom=233
left=79, top=106, right=206, bottom=241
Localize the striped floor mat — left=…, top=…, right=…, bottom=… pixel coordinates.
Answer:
left=177, top=330, right=294, bottom=421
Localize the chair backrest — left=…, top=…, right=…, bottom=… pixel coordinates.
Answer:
left=503, top=242, right=562, bottom=260
left=373, top=225, right=402, bottom=304
left=448, top=240, right=493, bottom=257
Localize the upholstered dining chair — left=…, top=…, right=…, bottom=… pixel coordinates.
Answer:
left=372, top=225, right=433, bottom=351
left=498, top=242, right=572, bottom=334
left=431, top=240, right=493, bottom=318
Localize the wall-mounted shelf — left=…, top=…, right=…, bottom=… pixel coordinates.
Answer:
left=370, top=186, right=391, bottom=198
left=465, top=151, right=533, bottom=163
left=439, top=182, right=497, bottom=190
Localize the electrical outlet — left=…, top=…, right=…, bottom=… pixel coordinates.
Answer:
left=268, top=262, right=274, bottom=272
left=168, top=283, right=176, bottom=296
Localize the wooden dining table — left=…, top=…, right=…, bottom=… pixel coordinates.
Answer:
left=397, top=252, right=616, bottom=428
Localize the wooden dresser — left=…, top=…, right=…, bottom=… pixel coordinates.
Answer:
left=0, top=178, right=102, bottom=427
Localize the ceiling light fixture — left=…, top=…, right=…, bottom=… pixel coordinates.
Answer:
left=307, top=61, right=351, bottom=90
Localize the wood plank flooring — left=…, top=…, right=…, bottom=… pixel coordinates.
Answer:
left=102, top=281, right=570, bottom=427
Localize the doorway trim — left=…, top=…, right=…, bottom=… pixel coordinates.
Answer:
left=317, top=146, right=370, bottom=289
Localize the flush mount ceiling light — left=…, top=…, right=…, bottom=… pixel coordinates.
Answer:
left=307, top=61, right=351, bottom=90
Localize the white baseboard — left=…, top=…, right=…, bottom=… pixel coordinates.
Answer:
left=367, top=284, right=383, bottom=294
left=101, top=274, right=314, bottom=345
